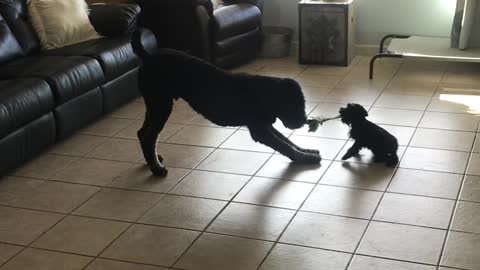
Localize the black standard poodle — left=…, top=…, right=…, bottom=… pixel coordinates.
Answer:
left=340, top=103, right=399, bottom=166
left=132, top=31, right=321, bottom=176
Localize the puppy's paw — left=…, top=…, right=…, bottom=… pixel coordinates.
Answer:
left=151, top=165, right=168, bottom=177
left=157, top=155, right=164, bottom=163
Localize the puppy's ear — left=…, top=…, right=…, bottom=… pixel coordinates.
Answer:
left=359, top=105, right=368, bottom=118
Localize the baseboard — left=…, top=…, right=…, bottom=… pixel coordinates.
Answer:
left=286, top=42, right=380, bottom=58
left=354, top=44, right=380, bottom=56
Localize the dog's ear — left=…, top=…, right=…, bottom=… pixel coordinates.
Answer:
left=358, top=105, right=368, bottom=118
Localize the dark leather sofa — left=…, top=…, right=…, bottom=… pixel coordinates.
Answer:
left=137, top=0, right=264, bottom=68
left=0, top=0, right=155, bottom=174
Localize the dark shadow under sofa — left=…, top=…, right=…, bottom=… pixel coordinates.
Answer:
left=0, top=0, right=155, bottom=174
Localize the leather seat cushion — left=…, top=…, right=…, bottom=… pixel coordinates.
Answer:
left=0, top=78, right=54, bottom=138
left=213, top=3, right=261, bottom=41
left=0, top=55, right=104, bottom=105
left=43, top=36, right=140, bottom=81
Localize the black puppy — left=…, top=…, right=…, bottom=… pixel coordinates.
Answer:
left=340, top=103, right=399, bottom=166
left=132, top=31, right=321, bottom=176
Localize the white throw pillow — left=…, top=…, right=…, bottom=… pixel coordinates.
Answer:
left=27, top=0, right=100, bottom=49
left=211, top=0, right=224, bottom=9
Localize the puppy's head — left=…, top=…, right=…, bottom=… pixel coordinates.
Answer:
left=339, top=103, right=368, bottom=125
left=275, top=78, right=307, bottom=129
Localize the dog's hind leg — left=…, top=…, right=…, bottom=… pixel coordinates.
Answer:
left=385, top=153, right=399, bottom=167
left=138, top=98, right=173, bottom=176
left=270, top=128, right=320, bottom=155
left=249, top=126, right=321, bottom=164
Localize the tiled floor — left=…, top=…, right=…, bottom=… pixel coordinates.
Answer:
left=1, top=55, right=480, bottom=270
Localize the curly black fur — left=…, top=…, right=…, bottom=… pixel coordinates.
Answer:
left=340, top=103, right=399, bottom=166
left=132, top=35, right=321, bottom=176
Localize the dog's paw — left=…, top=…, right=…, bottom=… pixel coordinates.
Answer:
left=293, top=153, right=322, bottom=164
left=341, top=153, right=353, bottom=160
left=301, top=148, right=320, bottom=155
left=157, top=155, right=164, bottom=163
left=151, top=166, right=168, bottom=177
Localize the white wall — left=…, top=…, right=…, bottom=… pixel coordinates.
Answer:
left=262, top=0, right=457, bottom=46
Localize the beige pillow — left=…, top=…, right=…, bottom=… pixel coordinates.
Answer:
left=211, top=0, right=224, bottom=9
left=27, top=0, right=100, bottom=49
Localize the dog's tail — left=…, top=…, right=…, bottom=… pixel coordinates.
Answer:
left=131, top=28, right=158, bottom=60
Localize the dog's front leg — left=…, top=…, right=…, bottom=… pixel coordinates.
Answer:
left=342, top=141, right=362, bottom=161
left=138, top=99, right=173, bottom=176
left=249, top=126, right=321, bottom=164
left=270, top=128, right=320, bottom=154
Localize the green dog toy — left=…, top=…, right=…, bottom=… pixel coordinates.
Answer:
left=307, top=116, right=341, bottom=132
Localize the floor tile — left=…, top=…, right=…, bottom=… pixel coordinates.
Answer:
left=207, top=202, right=295, bottom=241
left=349, top=255, right=436, bottom=270
left=197, top=149, right=271, bottom=175
left=385, top=80, right=437, bottom=96
left=32, top=216, right=129, bottom=256
left=320, top=162, right=395, bottom=191
left=73, top=188, right=161, bottom=222
left=167, top=107, right=198, bottom=124
left=368, top=108, right=424, bottom=127
left=86, top=138, right=143, bottom=163
left=337, top=76, right=389, bottom=92
left=101, top=224, right=199, bottom=267
left=451, top=201, right=480, bottom=234
left=167, top=126, right=234, bottom=147
left=378, top=125, right=416, bottom=146
left=0, top=243, right=22, bottom=265
left=1, top=248, right=92, bottom=270
left=309, top=102, right=347, bottom=117
left=49, top=134, right=107, bottom=156
left=85, top=258, right=168, bottom=270
left=80, top=117, right=134, bottom=137
left=443, top=62, right=480, bottom=85
left=374, top=193, right=455, bottom=229
left=388, top=169, right=463, bottom=199
left=109, top=164, right=190, bottom=193
left=259, top=243, right=351, bottom=270
left=109, top=102, right=145, bottom=119
left=0, top=176, right=44, bottom=205
left=303, top=64, right=355, bottom=76
left=289, top=136, right=345, bottom=160
left=139, top=195, right=226, bottom=230
left=461, top=175, right=480, bottom=202
left=358, top=221, right=445, bottom=264
left=12, top=154, right=76, bottom=179
left=0, top=206, right=63, bottom=245
left=280, top=211, right=368, bottom=252
left=441, top=231, right=480, bottom=269
left=170, top=170, right=250, bottom=200
left=114, top=120, right=184, bottom=142
left=296, top=74, right=342, bottom=88
left=467, top=153, right=480, bottom=176
left=410, top=128, right=475, bottom=151
left=302, top=185, right=382, bottom=219
left=154, top=143, right=214, bottom=169
left=256, top=155, right=331, bottom=183
left=301, top=86, right=331, bottom=102
left=51, top=158, right=132, bottom=186
left=234, top=177, right=314, bottom=209
left=175, top=233, right=272, bottom=270
left=401, top=147, right=469, bottom=174
left=323, top=88, right=381, bottom=106
left=419, top=112, right=479, bottom=132
left=428, top=96, right=479, bottom=114
left=221, top=130, right=274, bottom=153
left=10, top=181, right=100, bottom=213
left=374, top=93, right=431, bottom=110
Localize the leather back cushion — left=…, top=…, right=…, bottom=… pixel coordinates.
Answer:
left=0, top=14, right=23, bottom=64
left=0, top=0, right=41, bottom=55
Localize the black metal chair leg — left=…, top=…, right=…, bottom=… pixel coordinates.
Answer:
left=379, top=34, right=411, bottom=53
left=370, top=53, right=403, bottom=80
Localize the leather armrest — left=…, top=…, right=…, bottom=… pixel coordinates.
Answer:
left=223, top=0, right=264, bottom=11
left=89, top=4, right=140, bottom=37
left=137, top=0, right=214, bottom=15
